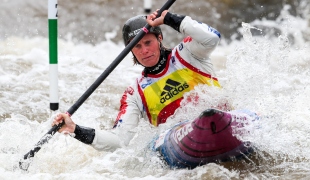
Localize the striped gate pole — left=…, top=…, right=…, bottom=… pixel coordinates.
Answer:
left=48, top=0, right=59, bottom=111
left=144, top=0, right=152, bottom=13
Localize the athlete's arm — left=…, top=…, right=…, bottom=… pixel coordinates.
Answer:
left=179, top=16, right=221, bottom=59
left=91, top=84, right=144, bottom=151
left=164, top=13, right=221, bottom=76
left=52, top=112, right=122, bottom=151
left=147, top=10, right=220, bottom=61
left=52, top=84, right=142, bottom=152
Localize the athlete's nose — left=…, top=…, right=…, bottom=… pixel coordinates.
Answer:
left=140, top=45, right=149, bottom=54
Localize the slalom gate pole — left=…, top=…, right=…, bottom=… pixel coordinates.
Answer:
left=19, top=0, right=176, bottom=171
left=144, top=0, right=152, bottom=13
left=48, top=0, right=59, bottom=111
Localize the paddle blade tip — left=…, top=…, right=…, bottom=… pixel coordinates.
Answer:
left=19, top=158, right=31, bottom=171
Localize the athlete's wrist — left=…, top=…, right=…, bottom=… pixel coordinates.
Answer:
left=163, top=12, right=186, bottom=32
left=74, top=124, right=95, bottom=144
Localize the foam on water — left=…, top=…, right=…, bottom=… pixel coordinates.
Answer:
left=1, top=8, right=310, bottom=180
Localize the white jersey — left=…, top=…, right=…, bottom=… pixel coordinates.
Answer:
left=91, top=16, right=221, bottom=152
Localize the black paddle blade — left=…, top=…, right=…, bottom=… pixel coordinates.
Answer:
left=19, top=121, right=64, bottom=170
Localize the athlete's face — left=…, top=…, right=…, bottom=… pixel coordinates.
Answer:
left=131, top=33, right=162, bottom=67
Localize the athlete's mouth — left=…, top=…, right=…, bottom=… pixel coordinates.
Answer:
left=142, top=55, right=154, bottom=60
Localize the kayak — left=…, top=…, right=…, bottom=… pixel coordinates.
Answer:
left=153, top=108, right=256, bottom=169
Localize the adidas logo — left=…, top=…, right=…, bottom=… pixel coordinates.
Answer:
left=160, top=79, right=189, bottom=104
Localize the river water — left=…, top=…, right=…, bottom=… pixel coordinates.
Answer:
left=1, top=0, right=310, bottom=179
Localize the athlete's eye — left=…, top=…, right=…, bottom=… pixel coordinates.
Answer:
left=145, top=40, right=151, bottom=46
left=134, top=44, right=141, bottom=49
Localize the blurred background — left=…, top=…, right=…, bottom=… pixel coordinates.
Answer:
left=1, top=0, right=309, bottom=46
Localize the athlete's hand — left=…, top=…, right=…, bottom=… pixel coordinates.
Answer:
left=146, top=9, right=168, bottom=27
left=52, top=113, right=76, bottom=134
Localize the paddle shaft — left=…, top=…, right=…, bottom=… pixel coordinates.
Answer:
left=21, top=0, right=176, bottom=162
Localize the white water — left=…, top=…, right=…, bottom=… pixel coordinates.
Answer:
left=1, top=3, right=310, bottom=180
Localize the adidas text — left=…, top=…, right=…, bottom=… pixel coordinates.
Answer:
left=160, top=82, right=189, bottom=103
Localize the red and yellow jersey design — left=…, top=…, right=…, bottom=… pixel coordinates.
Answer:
left=137, top=49, right=220, bottom=126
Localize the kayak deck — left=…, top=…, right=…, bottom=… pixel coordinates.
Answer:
left=156, top=109, right=254, bottom=169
